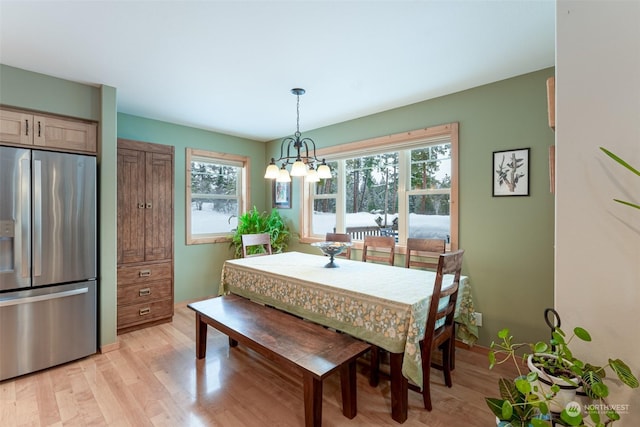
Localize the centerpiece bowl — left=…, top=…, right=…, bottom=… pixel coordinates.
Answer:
left=310, top=241, right=353, bottom=268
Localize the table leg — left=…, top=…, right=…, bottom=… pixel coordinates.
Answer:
left=390, top=352, right=408, bottom=423
left=369, top=346, right=379, bottom=387
left=303, top=372, right=323, bottom=427
left=195, top=314, right=207, bottom=359
left=340, top=361, right=357, bottom=419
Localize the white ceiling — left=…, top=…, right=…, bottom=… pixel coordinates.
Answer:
left=0, top=0, right=555, bottom=142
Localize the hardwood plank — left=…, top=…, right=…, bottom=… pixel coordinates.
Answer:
left=0, top=303, right=518, bottom=426
left=0, top=380, right=17, bottom=426
left=34, top=371, right=60, bottom=426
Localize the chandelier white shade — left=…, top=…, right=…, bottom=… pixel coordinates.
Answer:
left=264, top=88, right=332, bottom=182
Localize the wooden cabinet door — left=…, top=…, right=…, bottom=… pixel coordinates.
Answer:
left=34, top=116, right=97, bottom=153
left=117, top=148, right=146, bottom=264
left=144, top=151, right=173, bottom=261
left=0, top=109, right=33, bottom=145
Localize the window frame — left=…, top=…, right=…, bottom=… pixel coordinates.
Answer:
left=186, top=148, right=249, bottom=245
left=300, top=123, right=458, bottom=252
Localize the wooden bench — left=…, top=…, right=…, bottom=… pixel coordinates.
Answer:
left=187, top=294, right=371, bottom=427
left=344, top=225, right=381, bottom=240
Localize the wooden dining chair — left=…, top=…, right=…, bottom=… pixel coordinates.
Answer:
left=369, top=249, right=464, bottom=411
left=362, top=235, right=395, bottom=266
left=405, top=238, right=446, bottom=270
left=241, top=233, right=272, bottom=258
left=325, top=232, right=352, bottom=259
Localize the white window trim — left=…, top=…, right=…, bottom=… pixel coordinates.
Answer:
left=300, top=122, right=458, bottom=252
left=186, top=148, right=250, bottom=245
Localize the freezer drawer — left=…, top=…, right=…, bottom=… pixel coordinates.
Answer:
left=0, top=281, right=97, bottom=381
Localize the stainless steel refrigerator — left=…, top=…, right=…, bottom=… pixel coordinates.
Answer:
left=0, top=146, right=97, bottom=381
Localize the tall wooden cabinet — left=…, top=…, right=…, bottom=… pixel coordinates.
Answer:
left=117, top=138, right=174, bottom=334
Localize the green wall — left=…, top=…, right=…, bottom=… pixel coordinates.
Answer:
left=0, top=64, right=101, bottom=120
left=269, top=68, right=556, bottom=346
left=117, top=113, right=267, bottom=302
left=1, top=63, right=554, bottom=348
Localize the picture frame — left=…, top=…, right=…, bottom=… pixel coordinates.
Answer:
left=272, top=180, right=292, bottom=209
left=493, top=148, right=530, bottom=197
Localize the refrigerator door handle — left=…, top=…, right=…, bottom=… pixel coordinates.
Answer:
left=33, top=159, right=42, bottom=277
left=0, top=287, right=89, bottom=308
left=20, top=158, right=31, bottom=279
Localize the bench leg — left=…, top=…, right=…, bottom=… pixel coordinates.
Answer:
left=195, top=314, right=208, bottom=359
left=340, top=361, right=358, bottom=419
left=303, top=372, right=322, bottom=427
left=390, top=352, right=408, bottom=423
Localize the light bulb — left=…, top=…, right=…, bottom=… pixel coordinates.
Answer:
left=306, top=168, right=320, bottom=183
left=317, top=163, right=332, bottom=179
left=290, top=160, right=307, bottom=176
left=264, top=163, right=279, bottom=179
left=276, top=167, right=291, bottom=182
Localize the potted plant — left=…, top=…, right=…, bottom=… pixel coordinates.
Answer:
left=486, top=328, right=554, bottom=427
left=230, top=206, right=290, bottom=258
left=600, top=147, right=639, bottom=210
left=487, top=317, right=638, bottom=426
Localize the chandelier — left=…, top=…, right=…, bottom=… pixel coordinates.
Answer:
left=264, top=88, right=332, bottom=183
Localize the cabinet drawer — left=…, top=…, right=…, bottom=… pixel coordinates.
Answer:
left=117, top=262, right=172, bottom=285
left=117, top=279, right=172, bottom=306
left=117, top=298, right=173, bottom=329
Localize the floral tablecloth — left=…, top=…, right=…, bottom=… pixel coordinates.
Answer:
left=219, top=251, right=477, bottom=389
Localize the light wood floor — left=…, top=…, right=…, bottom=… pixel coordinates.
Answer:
left=0, top=302, right=517, bottom=426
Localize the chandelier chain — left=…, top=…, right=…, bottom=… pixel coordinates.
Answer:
left=295, top=92, right=301, bottom=137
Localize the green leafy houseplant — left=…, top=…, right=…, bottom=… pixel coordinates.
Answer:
left=600, top=147, right=640, bottom=210
left=230, top=206, right=290, bottom=258
left=487, top=323, right=639, bottom=426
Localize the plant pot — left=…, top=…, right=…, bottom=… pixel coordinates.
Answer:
left=495, top=414, right=551, bottom=427
left=527, top=353, right=580, bottom=413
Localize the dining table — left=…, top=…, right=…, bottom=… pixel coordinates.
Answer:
left=219, top=251, right=477, bottom=423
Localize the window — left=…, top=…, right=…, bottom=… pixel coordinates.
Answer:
left=407, top=144, right=452, bottom=241
left=303, top=123, right=458, bottom=249
left=186, top=148, right=249, bottom=244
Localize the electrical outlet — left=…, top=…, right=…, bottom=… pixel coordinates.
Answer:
left=474, top=312, right=483, bottom=327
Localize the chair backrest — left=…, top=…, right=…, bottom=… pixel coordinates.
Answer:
left=423, top=249, right=464, bottom=350
left=325, top=232, right=352, bottom=259
left=405, top=238, right=446, bottom=270
left=241, top=233, right=273, bottom=258
left=362, top=235, right=395, bottom=266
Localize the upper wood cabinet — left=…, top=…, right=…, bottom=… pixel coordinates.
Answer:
left=0, top=110, right=32, bottom=145
left=0, top=107, right=97, bottom=154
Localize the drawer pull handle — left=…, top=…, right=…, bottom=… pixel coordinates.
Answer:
left=139, top=269, right=151, bottom=277
left=139, top=307, right=151, bottom=316
left=139, top=288, right=151, bottom=296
